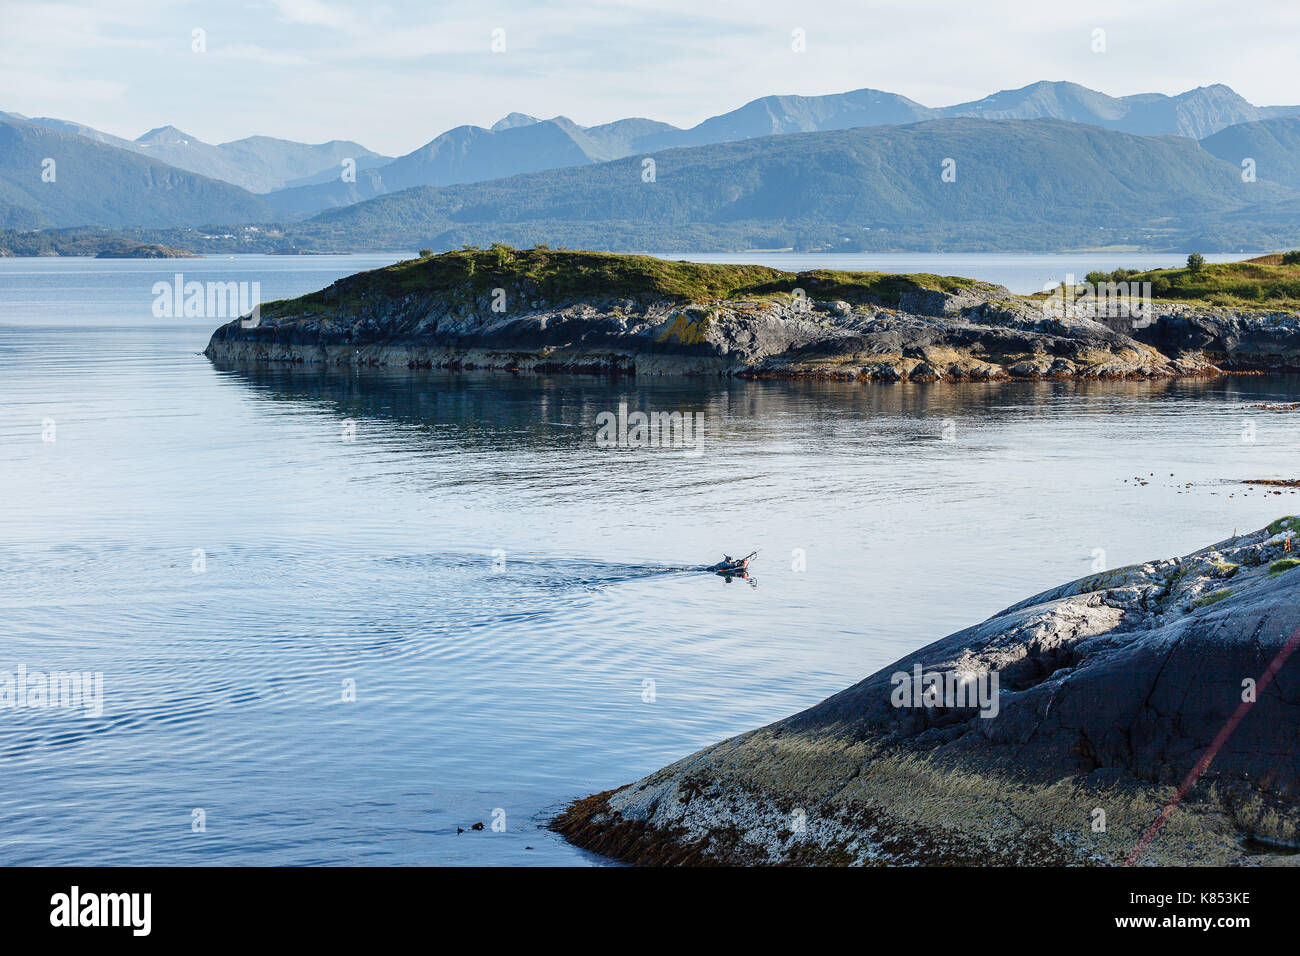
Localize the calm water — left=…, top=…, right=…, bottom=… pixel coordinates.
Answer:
left=2, top=255, right=1299, bottom=866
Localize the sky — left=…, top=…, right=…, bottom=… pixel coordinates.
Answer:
left=2, top=0, right=1298, bottom=157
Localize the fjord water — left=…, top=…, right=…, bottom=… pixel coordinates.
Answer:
left=2, top=255, right=1299, bottom=866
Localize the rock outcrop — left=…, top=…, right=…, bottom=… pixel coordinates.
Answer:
left=554, top=518, right=1300, bottom=865
left=205, top=249, right=1300, bottom=382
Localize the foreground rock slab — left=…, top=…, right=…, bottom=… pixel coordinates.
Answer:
left=554, top=519, right=1300, bottom=865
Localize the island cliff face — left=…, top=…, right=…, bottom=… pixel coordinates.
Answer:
left=204, top=248, right=1300, bottom=381
left=553, top=519, right=1300, bottom=866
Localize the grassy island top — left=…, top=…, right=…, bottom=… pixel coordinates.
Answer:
left=1080, top=252, right=1300, bottom=309
left=263, top=245, right=991, bottom=317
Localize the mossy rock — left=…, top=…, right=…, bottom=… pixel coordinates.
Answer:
left=1270, top=558, right=1300, bottom=576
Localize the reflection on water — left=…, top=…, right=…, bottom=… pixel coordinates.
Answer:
left=4, top=308, right=1300, bottom=864
left=219, top=357, right=1248, bottom=440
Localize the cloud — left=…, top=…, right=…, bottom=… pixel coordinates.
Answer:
left=269, top=0, right=358, bottom=29
left=3, top=0, right=1299, bottom=156
left=0, top=68, right=127, bottom=107
left=212, top=43, right=311, bottom=66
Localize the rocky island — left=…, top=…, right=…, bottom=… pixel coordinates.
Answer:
left=554, top=519, right=1300, bottom=865
left=205, top=247, right=1300, bottom=381
left=93, top=242, right=199, bottom=259
left=0, top=228, right=199, bottom=258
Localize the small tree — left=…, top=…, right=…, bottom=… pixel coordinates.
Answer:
left=418, top=248, right=433, bottom=258
left=1281, top=250, right=1300, bottom=265
left=1187, top=252, right=1206, bottom=273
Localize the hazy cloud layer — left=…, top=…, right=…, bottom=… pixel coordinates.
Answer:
left=3, top=0, right=1297, bottom=154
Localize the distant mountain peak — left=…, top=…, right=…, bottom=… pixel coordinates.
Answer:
left=137, top=125, right=198, bottom=146
left=490, top=113, right=540, bottom=131
left=543, top=115, right=584, bottom=134
left=941, top=81, right=1266, bottom=138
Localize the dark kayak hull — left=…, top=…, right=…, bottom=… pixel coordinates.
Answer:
left=705, top=551, right=756, bottom=574
left=706, top=561, right=750, bottom=573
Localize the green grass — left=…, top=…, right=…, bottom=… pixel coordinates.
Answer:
left=1269, top=558, right=1300, bottom=577
left=1192, top=589, right=1233, bottom=608
left=753, top=269, right=983, bottom=308
left=1267, top=516, right=1300, bottom=536
left=260, top=246, right=992, bottom=319
left=1082, top=254, right=1300, bottom=310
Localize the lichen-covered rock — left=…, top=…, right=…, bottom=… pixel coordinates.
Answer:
left=553, top=519, right=1300, bottom=866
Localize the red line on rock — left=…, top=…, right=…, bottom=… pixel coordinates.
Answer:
left=1124, top=621, right=1300, bottom=866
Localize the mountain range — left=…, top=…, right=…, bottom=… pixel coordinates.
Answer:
left=262, top=81, right=1300, bottom=220
left=292, top=118, right=1294, bottom=253
left=0, top=111, right=389, bottom=193
left=262, top=116, right=682, bottom=218
left=0, top=117, right=272, bottom=229
left=4, top=80, right=1300, bottom=250
left=1201, top=115, right=1300, bottom=191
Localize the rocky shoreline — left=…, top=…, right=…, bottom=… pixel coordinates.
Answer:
left=204, top=249, right=1300, bottom=382
left=553, top=519, right=1300, bottom=866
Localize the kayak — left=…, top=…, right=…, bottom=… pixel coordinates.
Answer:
left=707, top=551, right=756, bottom=574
